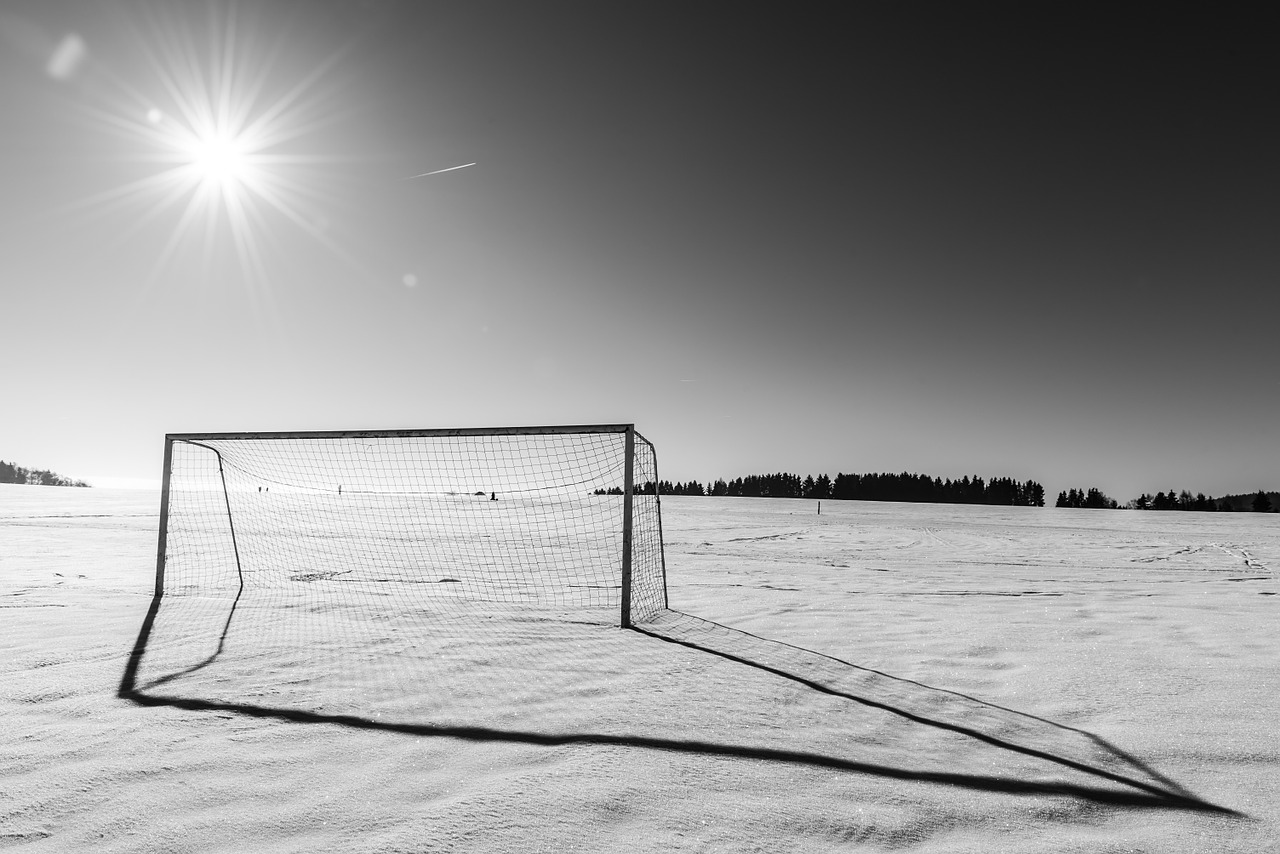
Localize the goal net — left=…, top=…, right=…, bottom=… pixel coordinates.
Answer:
left=150, top=425, right=667, bottom=629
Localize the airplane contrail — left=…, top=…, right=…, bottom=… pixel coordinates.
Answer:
left=407, top=162, right=476, bottom=179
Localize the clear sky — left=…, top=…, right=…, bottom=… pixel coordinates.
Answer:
left=1, top=1, right=1276, bottom=500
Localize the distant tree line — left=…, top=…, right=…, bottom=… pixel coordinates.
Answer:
left=818, top=473, right=1045, bottom=506
left=594, top=480, right=714, bottom=496
left=1056, top=488, right=1121, bottom=509
left=1056, top=487, right=1280, bottom=512
left=0, top=460, right=90, bottom=487
left=596, top=472, right=1278, bottom=513
left=1129, top=490, right=1221, bottom=511
left=1212, top=490, right=1279, bottom=513
left=598, top=471, right=1046, bottom=506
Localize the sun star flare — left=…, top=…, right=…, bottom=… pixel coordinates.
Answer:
left=63, top=3, right=357, bottom=299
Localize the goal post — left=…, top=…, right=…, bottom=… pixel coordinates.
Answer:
left=152, top=424, right=668, bottom=629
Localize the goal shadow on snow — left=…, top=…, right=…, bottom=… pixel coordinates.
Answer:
left=118, top=594, right=1240, bottom=817
left=632, top=610, right=1240, bottom=815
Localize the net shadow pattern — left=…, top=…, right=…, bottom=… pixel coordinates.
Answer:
left=120, top=596, right=1236, bottom=814
left=631, top=610, right=1236, bottom=813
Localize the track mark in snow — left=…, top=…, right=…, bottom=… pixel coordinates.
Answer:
left=921, top=526, right=953, bottom=546
left=1, top=831, right=52, bottom=843
left=1133, top=545, right=1202, bottom=563
left=916, top=590, right=1066, bottom=597
left=1132, top=543, right=1272, bottom=573
left=0, top=513, right=152, bottom=522
left=1210, top=543, right=1271, bottom=572
left=290, top=570, right=354, bottom=582
left=726, top=531, right=806, bottom=542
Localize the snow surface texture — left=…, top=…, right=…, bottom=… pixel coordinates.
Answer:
left=2, top=483, right=1277, bottom=852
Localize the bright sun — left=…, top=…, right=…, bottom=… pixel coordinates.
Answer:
left=187, top=131, right=251, bottom=188
left=68, top=3, right=352, bottom=291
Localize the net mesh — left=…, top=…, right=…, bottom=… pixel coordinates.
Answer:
left=131, top=428, right=669, bottom=726
left=158, top=428, right=665, bottom=622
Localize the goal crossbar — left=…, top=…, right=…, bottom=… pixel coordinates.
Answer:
left=162, top=424, right=639, bottom=442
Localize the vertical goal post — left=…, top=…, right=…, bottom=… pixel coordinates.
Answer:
left=153, top=424, right=668, bottom=629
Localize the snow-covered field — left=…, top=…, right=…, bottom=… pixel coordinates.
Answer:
left=3, top=483, right=1277, bottom=852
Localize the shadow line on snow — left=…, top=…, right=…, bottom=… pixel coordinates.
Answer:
left=633, top=610, right=1238, bottom=815
left=117, top=595, right=1241, bottom=817
left=133, top=586, right=245, bottom=691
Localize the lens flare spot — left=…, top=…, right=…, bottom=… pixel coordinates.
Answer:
left=403, top=273, right=418, bottom=288
left=46, top=33, right=87, bottom=80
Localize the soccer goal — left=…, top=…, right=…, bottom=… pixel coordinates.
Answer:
left=153, top=425, right=668, bottom=628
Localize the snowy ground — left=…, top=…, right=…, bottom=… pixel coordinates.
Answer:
left=2, top=483, right=1277, bottom=852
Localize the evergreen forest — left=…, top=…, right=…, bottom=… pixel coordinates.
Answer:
left=599, top=471, right=1047, bottom=506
